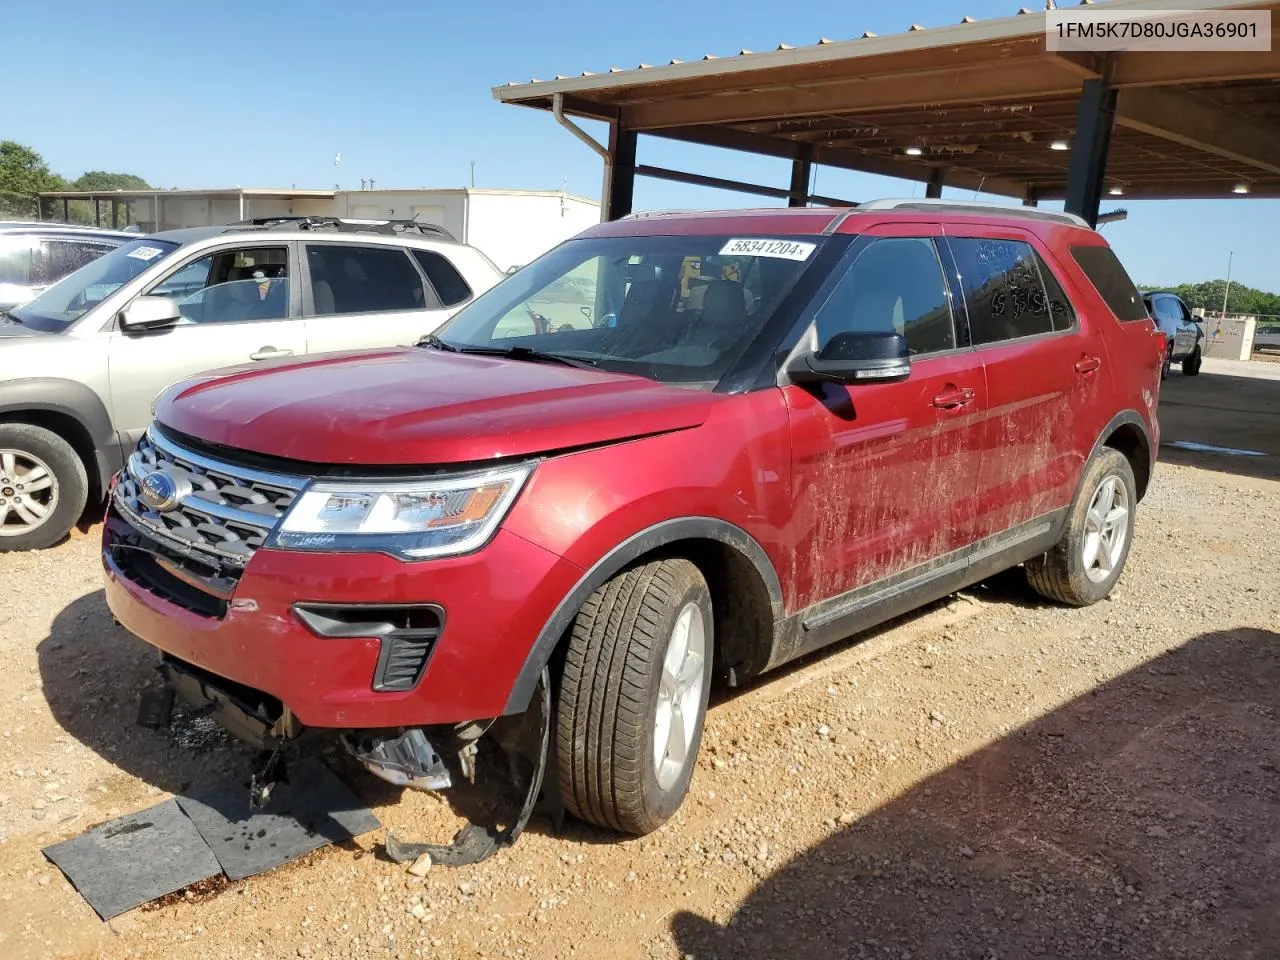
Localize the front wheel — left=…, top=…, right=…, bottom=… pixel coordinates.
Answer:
left=1025, top=448, right=1137, bottom=607
left=1182, top=345, right=1203, bottom=376
left=0, top=424, right=88, bottom=552
left=556, top=558, right=713, bottom=835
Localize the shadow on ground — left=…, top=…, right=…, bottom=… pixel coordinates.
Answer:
left=672, top=627, right=1280, bottom=960
left=1158, top=369, right=1280, bottom=482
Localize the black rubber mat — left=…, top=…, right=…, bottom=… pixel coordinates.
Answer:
left=42, top=799, right=222, bottom=920
left=175, top=758, right=381, bottom=880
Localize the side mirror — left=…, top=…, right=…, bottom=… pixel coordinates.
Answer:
left=790, top=330, right=911, bottom=385
left=119, top=295, right=180, bottom=332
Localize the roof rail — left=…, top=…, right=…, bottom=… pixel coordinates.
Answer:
left=230, top=215, right=458, bottom=242
left=854, top=198, right=1091, bottom=229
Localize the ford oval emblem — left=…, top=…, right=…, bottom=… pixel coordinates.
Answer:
left=139, top=471, right=181, bottom=512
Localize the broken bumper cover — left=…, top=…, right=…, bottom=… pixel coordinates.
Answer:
left=103, top=522, right=584, bottom=729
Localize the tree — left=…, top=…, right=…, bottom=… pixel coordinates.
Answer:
left=0, top=140, right=63, bottom=218
left=60, top=171, right=152, bottom=225
left=1138, top=279, right=1280, bottom=318
left=73, top=171, right=150, bottom=192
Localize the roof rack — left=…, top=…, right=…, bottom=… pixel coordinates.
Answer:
left=230, top=215, right=457, bottom=242
left=854, top=198, right=1091, bottom=229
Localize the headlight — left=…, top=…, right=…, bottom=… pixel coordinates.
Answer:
left=269, top=464, right=533, bottom=560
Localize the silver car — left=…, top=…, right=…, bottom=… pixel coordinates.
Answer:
left=0, top=221, right=137, bottom=310
left=0, top=217, right=504, bottom=550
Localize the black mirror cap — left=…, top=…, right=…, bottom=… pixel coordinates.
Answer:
left=790, top=330, right=911, bottom=385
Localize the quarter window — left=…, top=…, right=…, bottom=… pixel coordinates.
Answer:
left=813, top=237, right=956, bottom=355
left=306, top=244, right=426, bottom=316
left=0, top=236, right=35, bottom=284
left=411, top=250, right=472, bottom=308
left=1069, top=243, right=1147, bottom=321
left=948, top=237, right=1062, bottom=344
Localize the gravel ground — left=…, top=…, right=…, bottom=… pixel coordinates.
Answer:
left=0, top=370, right=1277, bottom=960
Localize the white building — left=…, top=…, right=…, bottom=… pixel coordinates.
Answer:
left=38, top=186, right=601, bottom=273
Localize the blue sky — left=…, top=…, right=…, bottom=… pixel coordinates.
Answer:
left=1, top=0, right=1268, bottom=290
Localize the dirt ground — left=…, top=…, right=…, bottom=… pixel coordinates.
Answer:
left=1, top=358, right=1277, bottom=960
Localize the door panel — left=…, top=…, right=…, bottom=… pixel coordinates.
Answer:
left=107, top=320, right=306, bottom=436
left=783, top=226, right=987, bottom=612
left=943, top=230, right=1110, bottom=538
left=107, top=242, right=304, bottom=435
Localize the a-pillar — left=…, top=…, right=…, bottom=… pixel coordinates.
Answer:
left=603, top=123, right=637, bottom=221
left=1064, top=78, right=1117, bottom=228
left=788, top=145, right=813, bottom=207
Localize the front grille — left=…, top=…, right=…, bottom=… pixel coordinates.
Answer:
left=113, top=429, right=307, bottom=569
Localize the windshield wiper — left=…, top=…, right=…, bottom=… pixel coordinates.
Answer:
left=464, top=345, right=598, bottom=369
left=0, top=308, right=19, bottom=325
left=416, top=333, right=458, bottom=351
left=418, top=337, right=598, bottom=369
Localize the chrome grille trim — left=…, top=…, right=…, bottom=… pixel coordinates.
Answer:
left=113, top=428, right=308, bottom=567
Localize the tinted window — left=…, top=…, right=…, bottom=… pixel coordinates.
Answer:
left=412, top=249, right=472, bottom=307
left=948, top=237, right=1062, bottom=344
left=814, top=237, right=956, bottom=355
left=1152, top=296, right=1181, bottom=324
left=307, top=244, right=425, bottom=316
left=1070, top=244, right=1147, bottom=321
left=32, top=239, right=116, bottom=286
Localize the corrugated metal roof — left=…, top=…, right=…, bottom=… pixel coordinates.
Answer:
left=493, top=0, right=1270, bottom=99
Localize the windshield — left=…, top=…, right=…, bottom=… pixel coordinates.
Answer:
left=433, top=234, right=823, bottom=388
left=9, top=238, right=180, bottom=332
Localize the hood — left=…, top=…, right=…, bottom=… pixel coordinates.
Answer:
left=0, top=319, right=41, bottom=339
left=155, top=347, right=715, bottom=465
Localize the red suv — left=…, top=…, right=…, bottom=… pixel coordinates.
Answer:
left=102, top=200, right=1164, bottom=843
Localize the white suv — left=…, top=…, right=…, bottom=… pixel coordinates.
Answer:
left=0, top=217, right=505, bottom=550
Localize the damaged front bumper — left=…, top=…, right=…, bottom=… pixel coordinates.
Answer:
left=146, top=654, right=559, bottom=864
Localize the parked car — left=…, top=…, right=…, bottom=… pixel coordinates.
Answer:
left=0, top=216, right=504, bottom=550
left=0, top=221, right=136, bottom=310
left=102, top=200, right=1163, bottom=846
left=1141, top=290, right=1203, bottom=378
left=1254, top=322, right=1280, bottom=353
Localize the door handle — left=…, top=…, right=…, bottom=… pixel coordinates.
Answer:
left=250, top=347, right=293, bottom=361
left=931, top=386, right=975, bottom=409
left=1075, top=355, right=1102, bottom=374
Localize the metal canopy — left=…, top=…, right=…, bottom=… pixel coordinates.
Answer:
left=494, top=0, right=1280, bottom=219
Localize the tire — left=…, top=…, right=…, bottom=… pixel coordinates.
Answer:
left=556, top=558, right=713, bottom=836
left=1160, top=344, right=1172, bottom=380
left=1025, top=447, right=1136, bottom=607
left=1182, top=345, right=1202, bottom=376
left=0, top=423, right=88, bottom=552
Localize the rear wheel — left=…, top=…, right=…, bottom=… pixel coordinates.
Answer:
left=0, top=424, right=87, bottom=552
left=1182, top=345, right=1203, bottom=376
left=556, top=558, right=713, bottom=835
left=1026, top=448, right=1136, bottom=607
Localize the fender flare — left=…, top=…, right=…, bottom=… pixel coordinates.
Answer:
left=503, top=516, right=784, bottom=714
left=0, top=378, right=121, bottom=489
left=1072, top=409, right=1154, bottom=506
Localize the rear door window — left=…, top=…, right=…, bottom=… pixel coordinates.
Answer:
left=306, top=244, right=426, bottom=315
left=946, top=237, right=1062, bottom=344
left=1069, top=244, right=1147, bottom=321
left=32, top=239, right=117, bottom=286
